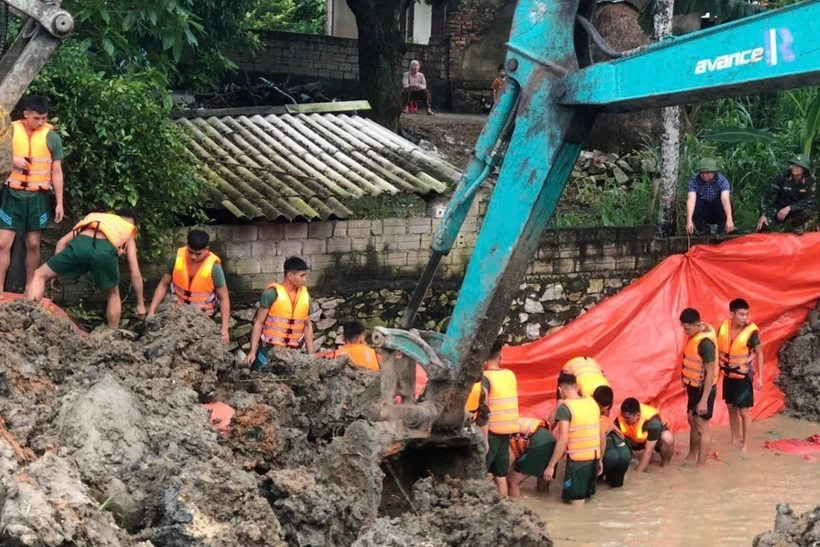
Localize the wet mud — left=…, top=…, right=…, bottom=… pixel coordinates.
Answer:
left=777, top=307, right=820, bottom=422
left=754, top=504, right=820, bottom=546
left=0, top=300, right=548, bottom=546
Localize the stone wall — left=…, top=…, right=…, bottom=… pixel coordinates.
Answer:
left=233, top=30, right=450, bottom=109
left=445, top=0, right=515, bottom=113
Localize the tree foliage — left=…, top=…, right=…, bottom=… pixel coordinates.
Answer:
left=245, top=0, right=325, bottom=34
left=30, top=42, right=202, bottom=256
left=62, top=0, right=259, bottom=89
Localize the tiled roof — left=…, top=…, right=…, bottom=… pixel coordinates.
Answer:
left=177, top=111, right=461, bottom=221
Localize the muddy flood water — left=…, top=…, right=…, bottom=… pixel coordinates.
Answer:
left=517, top=415, right=820, bottom=546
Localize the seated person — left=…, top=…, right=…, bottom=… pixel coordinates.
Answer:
left=757, top=154, right=817, bottom=233
left=614, top=398, right=674, bottom=473
left=401, top=60, right=434, bottom=115
left=507, top=417, right=557, bottom=498
left=592, top=386, right=631, bottom=488
left=685, top=158, right=734, bottom=235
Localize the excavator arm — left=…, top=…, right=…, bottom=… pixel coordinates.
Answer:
left=0, top=0, right=73, bottom=175
left=372, top=0, right=820, bottom=433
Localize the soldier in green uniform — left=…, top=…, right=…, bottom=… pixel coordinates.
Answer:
left=757, top=154, right=816, bottom=233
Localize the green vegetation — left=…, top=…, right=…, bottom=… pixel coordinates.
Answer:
left=345, top=193, right=428, bottom=220
left=30, top=43, right=202, bottom=257
left=553, top=89, right=820, bottom=232
left=244, top=0, right=325, bottom=34
left=679, top=89, right=820, bottom=230
left=21, top=1, right=325, bottom=256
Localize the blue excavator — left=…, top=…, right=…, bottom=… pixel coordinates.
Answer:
left=372, top=0, right=820, bottom=436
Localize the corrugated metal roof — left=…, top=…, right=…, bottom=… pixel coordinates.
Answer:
left=177, top=112, right=461, bottom=221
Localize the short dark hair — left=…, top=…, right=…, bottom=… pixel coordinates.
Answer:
left=488, top=336, right=505, bottom=358
left=730, top=298, right=750, bottom=312
left=284, top=256, right=309, bottom=274
left=679, top=308, right=700, bottom=324
left=620, top=397, right=640, bottom=415
left=592, top=385, right=614, bottom=409
left=23, top=95, right=50, bottom=114
left=557, top=372, right=577, bottom=387
left=343, top=321, right=365, bottom=341
left=187, top=229, right=210, bottom=251
left=498, top=64, right=505, bottom=70
left=115, top=207, right=139, bottom=225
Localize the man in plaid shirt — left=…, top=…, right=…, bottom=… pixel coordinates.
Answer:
left=685, top=158, right=735, bottom=235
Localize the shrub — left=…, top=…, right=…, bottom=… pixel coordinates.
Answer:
left=29, top=41, right=203, bottom=256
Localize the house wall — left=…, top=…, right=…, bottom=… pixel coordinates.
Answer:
left=234, top=31, right=449, bottom=108
left=35, top=199, right=702, bottom=308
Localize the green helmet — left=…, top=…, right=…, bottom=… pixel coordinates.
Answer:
left=790, top=154, right=811, bottom=170
left=695, top=158, right=718, bottom=173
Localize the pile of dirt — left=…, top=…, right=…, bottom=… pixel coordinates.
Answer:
left=753, top=504, right=820, bottom=546
left=354, top=477, right=552, bottom=547
left=777, top=307, right=820, bottom=421
left=0, top=300, right=550, bottom=546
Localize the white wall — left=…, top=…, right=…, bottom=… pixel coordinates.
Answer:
left=328, top=0, right=358, bottom=39
left=412, top=2, right=432, bottom=45
left=326, top=0, right=431, bottom=44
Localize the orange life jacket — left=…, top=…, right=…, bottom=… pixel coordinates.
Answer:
left=617, top=403, right=662, bottom=444
left=170, top=247, right=221, bottom=317
left=682, top=323, right=718, bottom=388
left=564, top=397, right=601, bottom=462
left=465, top=381, right=483, bottom=422
left=72, top=213, right=136, bottom=256
left=717, top=320, right=759, bottom=379
left=510, top=417, right=546, bottom=460
left=562, top=356, right=610, bottom=397
left=261, top=283, right=310, bottom=348
left=335, top=344, right=380, bottom=371
left=7, top=121, right=53, bottom=191
left=484, top=369, right=520, bottom=435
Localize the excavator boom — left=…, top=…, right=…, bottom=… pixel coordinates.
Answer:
left=373, top=0, right=820, bottom=433
left=0, top=0, right=73, bottom=175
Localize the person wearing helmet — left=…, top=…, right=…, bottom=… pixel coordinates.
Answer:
left=685, top=157, right=734, bottom=236
left=757, top=154, right=817, bottom=234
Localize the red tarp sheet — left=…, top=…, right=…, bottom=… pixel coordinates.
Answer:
left=502, top=233, right=820, bottom=432
left=764, top=434, right=820, bottom=455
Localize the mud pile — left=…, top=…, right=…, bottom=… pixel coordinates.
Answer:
left=777, top=307, right=820, bottom=421
left=0, top=300, right=549, bottom=546
left=753, top=504, right=820, bottom=546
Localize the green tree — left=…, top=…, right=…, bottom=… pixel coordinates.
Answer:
left=62, top=0, right=259, bottom=89
left=245, top=0, right=325, bottom=34
left=30, top=42, right=202, bottom=256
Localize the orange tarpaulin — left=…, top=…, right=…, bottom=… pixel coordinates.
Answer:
left=502, top=233, right=820, bottom=432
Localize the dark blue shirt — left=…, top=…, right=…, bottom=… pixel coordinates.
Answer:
left=688, top=173, right=730, bottom=203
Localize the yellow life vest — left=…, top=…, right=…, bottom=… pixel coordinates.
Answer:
left=717, top=320, right=759, bottom=379
left=562, top=356, right=610, bottom=397
left=484, top=369, right=520, bottom=435
left=564, top=397, right=601, bottom=462
left=617, top=403, right=662, bottom=444
left=7, top=121, right=53, bottom=191
left=72, top=213, right=136, bottom=256
left=170, top=247, right=221, bottom=317
left=465, top=381, right=483, bottom=422
left=510, top=417, right=545, bottom=460
left=261, top=283, right=310, bottom=348
left=336, top=344, right=380, bottom=371
left=682, top=323, right=718, bottom=388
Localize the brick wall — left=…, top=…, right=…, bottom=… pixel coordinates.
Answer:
left=233, top=31, right=450, bottom=108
